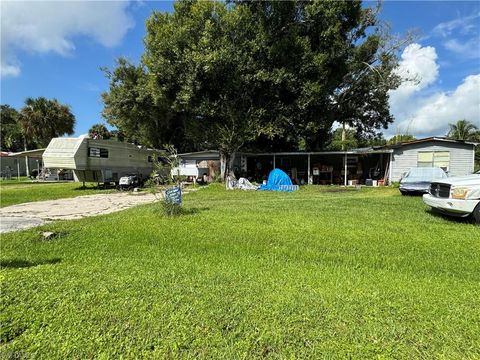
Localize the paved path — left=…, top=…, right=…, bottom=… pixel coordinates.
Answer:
left=0, top=192, right=159, bottom=233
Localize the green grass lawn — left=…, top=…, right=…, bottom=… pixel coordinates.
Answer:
left=1, top=185, right=479, bottom=358
left=0, top=181, right=113, bottom=207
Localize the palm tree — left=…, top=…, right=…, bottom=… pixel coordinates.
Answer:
left=447, top=119, right=478, bottom=141
left=18, top=97, right=75, bottom=147
left=18, top=97, right=75, bottom=175
left=88, top=124, right=111, bottom=139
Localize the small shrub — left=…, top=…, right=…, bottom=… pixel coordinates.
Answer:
left=161, top=200, right=183, bottom=217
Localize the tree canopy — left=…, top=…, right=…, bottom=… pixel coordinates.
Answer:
left=18, top=97, right=75, bottom=148
left=387, top=134, right=416, bottom=145
left=447, top=119, right=479, bottom=141
left=0, top=105, right=23, bottom=152
left=102, top=0, right=404, bottom=176
left=88, top=123, right=111, bottom=140
left=1, top=99, right=75, bottom=152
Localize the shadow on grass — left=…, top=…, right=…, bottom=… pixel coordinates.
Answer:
left=148, top=205, right=210, bottom=217
left=73, top=185, right=112, bottom=191
left=400, top=191, right=426, bottom=197
left=322, top=187, right=361, bottom=193
left=426, top=209, right=472, bottom=225
left=182, top=207, right=210, bottom=215
left=0, top=258, right=61, bottom=269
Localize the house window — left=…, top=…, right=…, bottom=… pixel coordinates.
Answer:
left=417, top=151, right=450, bottom=171
left=89, top=147, right=108, bottom=158
left=148, top=155, right=153, bottom=163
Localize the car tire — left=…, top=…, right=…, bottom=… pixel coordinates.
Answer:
left=400, top=190, right=407, bottom=196
left=472, top=203, right=480, bottom=225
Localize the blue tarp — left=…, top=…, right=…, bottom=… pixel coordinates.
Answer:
left=258, top=169, right=298, bottom=192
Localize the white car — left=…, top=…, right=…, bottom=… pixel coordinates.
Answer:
left=422, top=171, right=480, bottom=224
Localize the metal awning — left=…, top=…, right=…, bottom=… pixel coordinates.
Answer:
left=8, top=148, right=46, bottom=158
left=239, top=149, right=393, bottom=156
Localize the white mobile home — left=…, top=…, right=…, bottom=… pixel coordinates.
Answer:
left=43, top=137, right=163, bottom=183
left=388, top=137, right=477, bottom=182
left=174, top=150, right=221, bottom=181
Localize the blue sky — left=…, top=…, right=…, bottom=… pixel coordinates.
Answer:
left=1, top=1, right=479, bottom=138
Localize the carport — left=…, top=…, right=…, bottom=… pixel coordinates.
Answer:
left=240, top=148, right=393, bottom=185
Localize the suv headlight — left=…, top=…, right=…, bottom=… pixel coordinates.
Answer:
left=451, top=187, right=470, bottom=200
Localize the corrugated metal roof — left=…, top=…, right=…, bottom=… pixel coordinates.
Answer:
left=385, top=137, right=478, bottom=148
left=7, top=148, right=46, bottom=158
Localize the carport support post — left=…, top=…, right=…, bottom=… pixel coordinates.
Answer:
left=344, top=153, right=348, bottom=186
left=273, top=154, right=276, bottom=169
left=16, top=159, right=20, bottom=180
left=388, top=152, right=393, bottom=185
left=25, top=155, right=30, bottom=177
left=307, top=154, right=312, bottom=184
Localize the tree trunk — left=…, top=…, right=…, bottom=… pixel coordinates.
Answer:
left=220, top=151, right=236, bottom=181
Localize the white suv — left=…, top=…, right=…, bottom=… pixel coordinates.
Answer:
left=422, top=172, right=480, bottom=224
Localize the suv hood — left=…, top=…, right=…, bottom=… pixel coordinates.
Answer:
left=433, top=174, right=480, bottom=186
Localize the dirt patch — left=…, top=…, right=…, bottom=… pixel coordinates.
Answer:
left=0, top=192, right=158, bottom=233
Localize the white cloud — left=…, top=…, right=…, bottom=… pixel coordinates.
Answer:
left=0, top=62, right=21, bottom=78
left=444, top=38, right=480, bottom=59
left=398, top=74, right=480, bottom=136
left=432, top=13, right=480, bottom=60
left=1, top=1, right=135, bottom=77
left=388, top=44, right=439, bottom=125
left=432, top=12, right=480, bottom=37
left=388, top=44, right=480, bottom=137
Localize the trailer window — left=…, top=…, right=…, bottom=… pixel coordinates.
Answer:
left=147, top=155, right=153, bottom=163
left=417, top=151, right=450, bottom=171
left=89, top=147, right=108, bottom=158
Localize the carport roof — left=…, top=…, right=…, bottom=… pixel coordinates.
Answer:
left=240, top=148, right=393, bottom=156
left=7, top=148, right=46, bottom=158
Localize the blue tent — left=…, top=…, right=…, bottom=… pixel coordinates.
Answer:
left=258, top=169, right=299, bottom=192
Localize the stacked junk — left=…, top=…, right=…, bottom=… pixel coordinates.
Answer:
left=227, top=169, right=299, bottom=192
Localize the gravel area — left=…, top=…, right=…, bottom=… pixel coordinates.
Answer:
left=0, top=192, right=158, bottom=233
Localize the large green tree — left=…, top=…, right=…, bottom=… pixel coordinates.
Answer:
left=103, top=0, right=404, bottom=178
left=18, top=97, right=75, bottom=148
left=101, top=58, right=181, bottom=148
left=0, top=105, right=24, bottom=152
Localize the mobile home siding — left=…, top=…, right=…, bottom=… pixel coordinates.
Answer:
left=43, top=138, right=83, bottom=169
left=43, top=137, right=164, bottom=183
left=391, top=141, right=475, bottom=181
left=81, top=139, right=154, bottom=171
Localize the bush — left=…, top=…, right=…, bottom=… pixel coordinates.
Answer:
left=160, top=199, right=183, bottom=217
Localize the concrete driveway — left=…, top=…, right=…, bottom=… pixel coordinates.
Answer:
left=0, top=192, right=159, bottom=233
